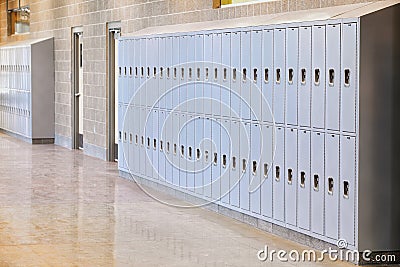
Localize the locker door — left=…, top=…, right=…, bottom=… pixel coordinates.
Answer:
left=179, top=113, right=187, bottom=188
left=341, top=23, right=357, bottom=133
left=145, top=108, right=153, bottom=178
left=123, top=40, right=128, bottom=105
left=128, top=105, right=135, bottom=173
left=273, top=126, right=285, bottom=222
left=298, top=27, right=312, bottom=127
left=118, top=103, right=124, bottom=171
left=273, top=29, right=286, bottom=124
left=286, top=28, right=299, bottom=126
left=239, top=121, right=251, bottom=210
left=194, top=117, right=204, bottom=195
left=250, top=123, right=262, bottom=214
left=325, top=133, right=339, bottom=240
left=172, top=36, right=180, bottom=111
left=240, top=31, right=251, bottom=121
left=172, top=112, right=180, bottom=186
left=158, top=110, right=166, bottom=181
left=285, top=128, right=297, bottom=226
left=165, top=37, right=173, bottom=111
left=204, top=33, right=213, bottom=116
left=211, top=118, right=221, bottom=201
left=220, top=118, right=231, bottom=204
left=251, top=30, right=262, bottom=122
left=195, top=34, right=204, bottom=115
left=123, top=105, right=129, bottom=171
left=179, top=35, right=187, bottom=113
left=262, top=29, right=274, bottom=123
left=158, top=37, right=166, bottom=110
left=152, top=37, right=159, bottom=109
left=340, top=135, right=356, bottom=245
left=230, top=120, right=240, bottom=207
left=298, top=129, right=311, bottom=230
left=261, top=124, right=273, bottom=218
left=203, top=117, right=213, bottom=198
left=164, top=111, right=173, bottom=185
left=140, top=38, right=147, bottom=108
left=311, top=132, right=324, bottom=235
left=147, top=38, right=155, bottom=108
left=231, top=31, right=241, bottom=120
left=212, top=33, right=222, bottom=117
left=187, top=114, right=195, bottom=191
left=187, top=35, right=196, bottom=114
left=221, top=32, right=231, bottom=118
left=311, top=25, right=326, bottom=129
left=133, top=39, right=141, bottom=107
left=128, top=40, right=134, bottom=106
left=152, top=109, right=159, bottom=179
left=139, top=107, right=146, bottom=176
left=326, top=24, right=341, bottom=131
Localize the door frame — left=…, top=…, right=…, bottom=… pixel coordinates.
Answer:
left=72, top=26, right=83, bottom=149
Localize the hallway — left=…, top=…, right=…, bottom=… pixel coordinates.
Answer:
left=0, top=133, right=350, bottom=266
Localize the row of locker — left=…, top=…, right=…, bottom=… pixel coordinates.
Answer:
left=0, top=46, right=32, bottom=91
left=118, top=21, right=358, bottom=133
left=0, top=110, right=31, bottom=137
left=118, top=107, right=356, bottom=245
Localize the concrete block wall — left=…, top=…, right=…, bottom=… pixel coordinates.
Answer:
left=0, top=0, right=381, bottom=160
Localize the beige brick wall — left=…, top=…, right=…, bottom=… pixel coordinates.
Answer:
left=0, top=0, right=379, bottom=159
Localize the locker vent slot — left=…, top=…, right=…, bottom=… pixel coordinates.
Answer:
left=135, top=135, right=138, bottom=145
left=213, top=153, right=218, bottom=165
left=205, top=150, right=209, bottom=162
left=181, top=145, right=185, bottom=157
left=173, top=68, right=177, bottom=79
left=328, top=177, right=334, bottom=194
left=166, top=142, right=170, bottom=153
left=188, top=147, right=192, bottom=159
left=343, top=181, right=350, bottom=198
left=197, top=68, right=201, bottom=80
left=124, top=132, right=127, bottom=141
left=264, top=164, right=268, bottom=177
left=205, top=68, right=209, bottom=80
left=344, top=69, right=350, bottom=86
left=214, top=68, right=218, bottom=80
left=141, top=67, right=144, bottom=77
left=264, top=68, right=269, bottom=83
left=288, top=68, right=294, bottom=84
left=181, top=68, right=185, bottom=80
left=196, top=148, right=201, bottom=160
left=160, top=140, right=163, bottom=151
left=189, top=68, right=192, bottom=80
left=223, top=68, right=227, bottom=81
left=288, top=169, right=293, bottom=184
left=160, top=67, right=164, bottom=79
left=313, top=174, right=319, bottom=191
left=314, top=69, right=320, bottom=85
left=167, top=67, right=170, bottom=79
left=252, top=161, right=257, bottom=175
left=329, top=69, right=335, bottom=86
left=135, top=67, right=138, bottom=77
left=275, top=166, right=280, bottom=181
left=300, top=172, right=306, bottom=188
left=276, top=69, right=281, bottom=83
left=153, top=139, right=157, bottom=150
left=174, top=144, right=177, bottom=155
left=147, top=137, right=150, bottom=148
left=242, top=159, right=247, bottom=172
left=153, top=67, right=157, bottom=78
left=129, top=134, right=133, bottom=143
left=253, top=68, right=258, bottom=83
left=141, top=136, right=144, bottom=146
left=119, top=131, right=122, bottom=140
left=222, top=155, right=227, bottom=168
left=232, top=157, right=236, bottom=170
left=233, top=68, right=237, bottom=81
left=119, top=67, right=122, bottom=76
left=129, top=67, right=133, bottom=76
left=147, top=67, right=150, bottom=78
left=242, top=68, right=247, bottom=82
left=124, top=67, right=127, bottom=76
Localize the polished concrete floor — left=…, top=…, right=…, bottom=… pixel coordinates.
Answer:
left=0, top=133, right=354, bottom=267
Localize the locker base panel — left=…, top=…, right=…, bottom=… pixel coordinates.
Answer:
left=0, top=129, right=54, bottom=145
left=55, top=134, right=73, bottom=149
left=119, top=170, right=367, bottom=265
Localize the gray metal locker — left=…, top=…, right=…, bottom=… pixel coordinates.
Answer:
left=340, top=135, right=356, bottom=246
left=147, top=38, right=155, bottom=108
left=298, top=129, right=311, bottom=230
left=158, top=37, right=166, bottom=110
left=165, top=111, right=173, bottom=185
left=194, top=117, right=204, bottom=195
left=165, top=37, right=173, bottom=111
left=151, top=38, right=159, bottom=109
left=298, top=26, right=311, bottom=127
left=187, top=114, right=195, bottom=191
left=262, top=29, right=274, bottom=123
left=158, top=110, right=166, bottom=181
left=311, top=25, right=326, bottom=129
left=195, top=34, right=204, bottom=115
left=240, top=31, right=251, bottom=121
left=251, top=30, right=262, bottom=122
left=204, top=33, right=213, bottom=116
left=132, top=39, right=140, bottom=107
left=250, top=122, right=261, bottom=214
left=140, top=38, right=147, bottom=108
left=341, top=22, right=357, bottom=133
left=123, top=105, right=130, bottom=171
left=273, top=126, right=285, bottom=222
left=212, top=33, right=222, bottom=118
left=152, top=110, right=159, bottom=179
left=286, top=28, right=299, bottom=126
left=172, top=112, right=180, bottom=186
left=187, top=35, right=196, bottom=114
left=230, top=31, right=241, bottom=120
left=179, top=35, right=188, bottom=113
left=179, top=113, right=187, bottom=188
left=311, top=131, right=324, bottom=235
left=122, top=39, right=128, bottom=105
left=212, top=118, right=221, bottom=201
left=326, top=24, right=341, bottom=131
left=128, top=105, right=135, bottom=173
left=230, top=120, right=240, bottom=207
left=145, top=108, right=153, bottom=178
left=220, top=118, right=231, bottom=204
left=221, top=32, right=231, bottom=118
left=273, top=29, right=286, bottom=124
left=285, top=128, right=297, bottom=226
left=172, top=36, right=180, bottom=111
left=325, top=133, right=339, bottom=240
left=127, top=40, right=133, bottom=106
left=118, top=103, right=124, bottom=171
left=203, top=117, right=213, bottom=198
left=261, top=124, right=273, bottom=218
left=139, top=107, right=147, bottom=176
left=240, top=121, right=251, bottom=210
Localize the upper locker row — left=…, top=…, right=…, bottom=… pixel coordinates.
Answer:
left=118, top=21, right=358, bottom=133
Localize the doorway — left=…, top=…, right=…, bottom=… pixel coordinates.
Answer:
left=72, top=27, right=83, bottom=149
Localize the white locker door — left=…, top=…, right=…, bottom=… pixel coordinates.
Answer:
left=139, top=107, right=146, bottom=176
left=179, top=36, right=187, bottom=113
left=194, top=117, right=204, bottom=195
left=147, top=38, right=154, bottom=108
left=158, top=110, right=166, bottom=181
left=240, top=31, right=251, bottom=121
left=285, top=128, right=297, bottom=226
left=195, top=34, right=204, bottom=115
left=152, top=110, right=159, bottom=180
left=128, top=105, right=135, bottom=173
left=145, top=108, right=153, bottom=178
left=212, top=33, right=222, bottom=118
left=187, top=35, right=196, bottom=114
left=298, top=26, right=312, bottom=127
left=273, top=29, right=286, bottom=124
left=187, top=115, right=195, bottom=191
left=341, top=23, right=357, bottom=133
left=158, top=37, right=166, bottom=110
left=165, top=111, right=173, bottom=185
left=261, top=124, right=273, bottom=218
left=251, top=30, right=262, bottom=122
left=152, top=38, right=159, bottom=109
left=221, top=32, right=231, bottom=118
left=326, top=24, right=341, bottom=131
left=230, top=120, right=240, bottom=207
left=172, top=36, right=180, bottom=112
left=340, top=135, right=356, bottom=246
left=286, top=28, right=299, bottom=126
left=204, top=33, right=213, bottom=116
left=273, top=126, right=285, bottom=222
left=179, top=113, right=187, bottom=189
left=298, top=129, right=311, bottom=230
left=231, top=31, right=241, bottom=120
left=123, top=105, right=129, bottom=171
left=118, top=40, right=124, bottom=105
left=325, top=133, right=339, bottom=240
left=220, top=118, right=231, bottom=204
left=140, top=38, right=147, bottom=108
left=311, top=132, right=324, bottom=235
left=118, top=103, right=124, bottom=171
left=172, top=112, right=180, bottom=186
left=262, top=29, right=274, bottom=123
left=203, top=117, right=213, bottom=198
left=250, top=122, right=262, bottom=214
left=127, top=40, right=134, bottom=106
left=311, top=25, right=326, bottom=129
left=133, top=39, right=141, bottom=107
left=165, top=37, right=173, bottom=111
left=211, top=118, right=221, bottom=201
left=239, top=121, right=251, bottom=210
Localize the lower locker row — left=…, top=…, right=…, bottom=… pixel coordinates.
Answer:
left=119, top=108, right=356, bottom=246
left=0, top=109, right=31, bottom=137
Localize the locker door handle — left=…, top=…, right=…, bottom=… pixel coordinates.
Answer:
left=75, top=93, right=81, bottom=97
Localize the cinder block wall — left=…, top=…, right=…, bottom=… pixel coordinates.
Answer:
left=0, top=0, right=380, bottom=159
